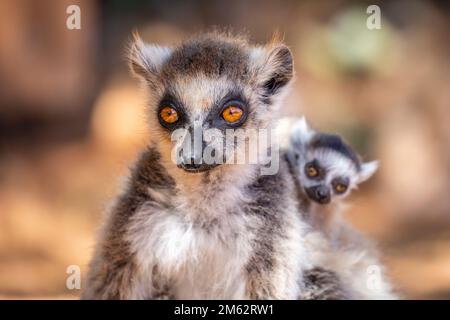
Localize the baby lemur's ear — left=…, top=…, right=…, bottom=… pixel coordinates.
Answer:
left=127, top=32, right=172, bottom=84
left=290, top=117, right=315, bottom=149
left=251, top=43, right=294, bottom=99
left=358, top=161, right=379, bottom=183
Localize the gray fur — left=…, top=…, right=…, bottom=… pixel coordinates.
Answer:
left=162, top=34, right=250, bottom=81
left=301, top=267, right=350, bottom=300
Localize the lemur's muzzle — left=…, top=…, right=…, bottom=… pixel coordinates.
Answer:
left=178, top=153, right=219, bottom=173
left=305, top=185, right=331, bottom=204
left=177, top=132, right=220, bottom=173
left=179, top=161, right=218, bottom=173
left=174, top=121, right=223, bottom=173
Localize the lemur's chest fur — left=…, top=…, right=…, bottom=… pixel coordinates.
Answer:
left=128, top=200, right=255, bottom=299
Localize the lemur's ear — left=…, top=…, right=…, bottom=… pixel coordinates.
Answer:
left=128, top=32, right=172, bottom=83
left=290, top=117, right=314, bottom=149
left=358, top=161, right=379, bottom=183
left=251, top=43, right=294, bottom=98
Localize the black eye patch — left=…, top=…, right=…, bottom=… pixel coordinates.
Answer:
left=205, top=90, right=249, bottom=130
left=331, top=177, right=350, bottom=194
left=157, top=93, right=189, bottom=131
left=304, top=159, right=326, bottom=180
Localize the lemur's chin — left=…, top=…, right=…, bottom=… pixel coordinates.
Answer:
left=178, top=163, right=220, bottom=173
left=314, top=198, right=331, bottom=205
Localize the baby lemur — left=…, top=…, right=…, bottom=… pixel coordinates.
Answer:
left=281, top=117, right=395, bottom=299
left=83, top=32, right=311, bottom=299
left=285, top=117, right=378, bottom=230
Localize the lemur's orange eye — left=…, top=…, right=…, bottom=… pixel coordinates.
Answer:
left=222, top=106, right=243, bottom=123
left=160, top=106, right=178, bottom=124
left=334, top=183, right=347, bottom=193
left=306, top=165, right=318, bottom=178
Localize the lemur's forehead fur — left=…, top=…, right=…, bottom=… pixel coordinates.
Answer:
left=161, top=34, right=250, bottom=81
left=303, top=148, right=359, bottom=185
left=310, top=133, right=361, bottom=171
left=163, top=76, right=245, bottom=115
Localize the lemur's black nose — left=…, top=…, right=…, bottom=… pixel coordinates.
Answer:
left=183, top=158, right=202, bottom=170
left=179, top=154, right=219, bottom=173
left=182, top=154, right=202, bottom=166
left=305, top=185, right=331, bottom=204
left=314, top=186, right=330, bottom=204
left=315, top=187, right=328, bottom=199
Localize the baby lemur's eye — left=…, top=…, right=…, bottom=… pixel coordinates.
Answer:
left=332, top=177, right=349, bottom=194
left=334, top=184, right=347, bottom=193
left=305, top=163, right=319, bottom=178
left=159, top=106, right=179, bottom=124
left=222, top=105, right=244, bottom=124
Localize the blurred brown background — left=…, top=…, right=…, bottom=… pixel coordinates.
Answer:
left=0, top=0, right=449, bottom=299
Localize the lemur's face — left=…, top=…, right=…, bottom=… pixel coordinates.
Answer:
left=297, top=148, right=360, bottom=204
left=128, top=33, right=293, bottom=174
left=289, top=119, right=378, bottom=205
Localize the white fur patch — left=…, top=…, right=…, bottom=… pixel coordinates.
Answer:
left=126, top=198, right=256, bottom=299
left=303, top=211, right=396, bottom=300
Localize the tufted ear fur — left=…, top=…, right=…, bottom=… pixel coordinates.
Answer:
left=127, top=32, right=173, bottom=84
left=251, top=42, right=294, bottom=102
left=358, top=161, right=379, bottom=183
left=290, top=117, right=315, bottom=149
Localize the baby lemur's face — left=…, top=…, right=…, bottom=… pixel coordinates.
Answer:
left=128, top=32, right=293, bottom=174
left=289, top=118, right=378, bottom=205
left=298, top=144, right=361, bottom=204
